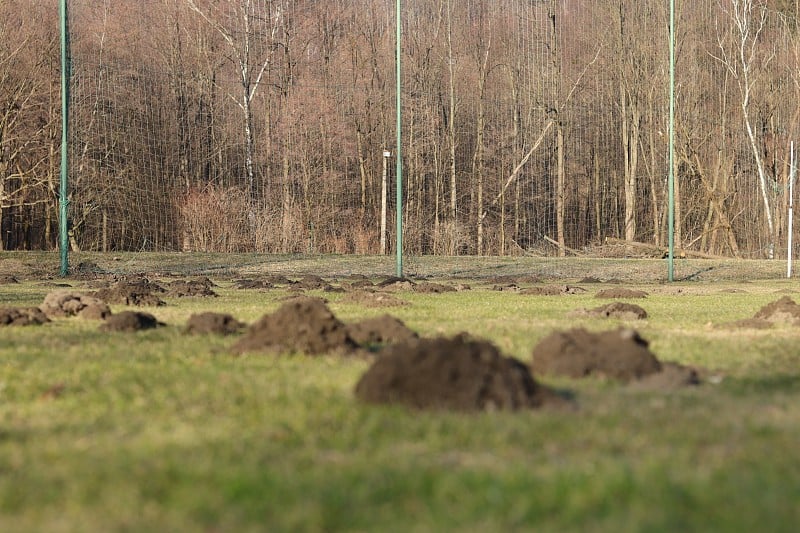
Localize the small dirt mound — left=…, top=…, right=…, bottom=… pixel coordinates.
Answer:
left=94, top=282, right=166, bottom=306
left=491, top=274, right=542, bottom=284
left=520, top=285, right=587, bottom=296
left=234, top=279, right=274, bottom=290
left=531, top=328, right=661, bottom=382
left=595, top=288, right=648, bottom=299
left=572, top=302, right=648, bottom=320
left=355, top=335, right=564, bottom=411
left=631, top=362, right=701, bottom=391
left=753, top=296, right=800, bottom=325
left=166, top=280, right=218, bottom=298
left=340, top=290, right=408, bottom=308
left=100, top=311, right=163, bottom=332
left=40, top=291, right=112, bottom=320
left=493, top=284, right=520, bottom=292
left=0, top=275, right=20, bottom=284
left=185, top=312, right=245, bottom=335
left=346, top=315, right=418, bottom=348
left=0, top=307, right=50, bottom=326
left=348, top=279, right=375, bottom=289
left=413, top=282, right=456, bottom=294
left=376, top=277, right=416, bottom=291
left=231, top=297, right=359, bottom=355
left=578, top=276, right=602, bottom=284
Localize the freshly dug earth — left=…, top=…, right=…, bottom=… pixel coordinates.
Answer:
left=595, top=288, right=648, bottom=299
left=571, top=302, right=648, bottom=320
left=232, top=297, right=359, bottom=355
left=100, top=311, right=163, bottom=332
left=166, top=280, right=218, bottom=298
left=40, top=291, right=112, bottom=320
left=94, top=282, right=166, bottom=306
left=355, top=335, right=564, bottom=411
left=413, top=282, right=457, bottom=294
left=752, top=296, right=800, bottom=325
left=0, top=307, right=50, bottom=326
left=346, top=315, right=418, bottom=348
left=185, top=312, right=245, bottom=335
left=531, top=328, right=661, bottom=382
left=340, top=290, right=408, bottom=308
left=520, top=285, right=586, bottom=296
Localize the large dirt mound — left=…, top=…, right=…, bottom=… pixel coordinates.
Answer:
left=232, top=297, right=359, bottom=355
left=531, top=328, right=661, bottom=382
left=0, top=307, right=50, bottom=326
left=100, top=311, right=164, bottom=332
left=355, top=335, right=564, bottom=411
left=185, top=312, right=245, bottom=335
left=40, top=291, right=112, bottom=320
left=346, top=315, right=418, bottom=348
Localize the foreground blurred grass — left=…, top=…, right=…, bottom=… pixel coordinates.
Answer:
left=1, top=257, right=800, bottom=531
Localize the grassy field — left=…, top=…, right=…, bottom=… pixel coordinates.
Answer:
left=1, top=252, right=800, bottom=532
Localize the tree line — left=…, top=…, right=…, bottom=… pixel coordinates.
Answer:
left=2, top=0, right=800, bottom=257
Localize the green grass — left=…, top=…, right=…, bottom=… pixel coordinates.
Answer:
left=1, top=255, right=800, bottom=531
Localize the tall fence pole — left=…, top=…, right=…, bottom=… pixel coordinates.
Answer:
left=59, top=0, right=70, bottom=276
left=667, top=0, right=676, bottom=282
left=788, top=141, right=795, bottom=278
left=395, top=0, right=404, bottom=277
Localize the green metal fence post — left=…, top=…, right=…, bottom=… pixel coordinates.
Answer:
left=59, top=0, right=70, bottom=276
left=395, top=0, right=403, bottom=278
left=668, top=0, right=675, bottom=282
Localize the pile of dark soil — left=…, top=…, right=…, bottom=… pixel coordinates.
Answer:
left=165, top=280, right=218, bottom=298
left=94, top=282, right=166, bottom=306
left=0, top=275, right=20, bottom=284
left=0, top=307, right=50, bottom=326
left=355, top=334, right=564, bottom=411
left=185, top=312, right=245, bottom=335
left=291, top=275, right=334, bottom=291
left=340, top=290, right=408, bottom=308
left=346, top=315, right=418, bottom=348
left=348, top=279, right=375, bottom=289
left=232, top=297, right=359, bottom=355
left=40, top=291, right=112, bottom=320
left=100, top=311, right=163, bottom=332
left=376, top=277, right=416, bottom=291
left=531, top=327, right=699, bottom=388
left=571, top=302, right=648, bottom=320
left=520, top=285, right=587, bottom=296
left=595, top=288, right=649, bottom=299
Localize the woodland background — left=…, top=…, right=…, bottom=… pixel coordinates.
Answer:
left=2, top=0, right=800, bottom=258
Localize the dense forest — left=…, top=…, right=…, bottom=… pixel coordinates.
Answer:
left=2, top=0, right=800, bottom=257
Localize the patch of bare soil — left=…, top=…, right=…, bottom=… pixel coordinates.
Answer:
left=578, top=276, right=602, bottom=283
left=348, top=279, right=375, bottom=289
left=165, top=280, right=218, bottom=298
left=571, top=302, right=648, bottom=320
left=595, top=288, right=648, bottom=299
left=346, top=315, right=418, bottom=348
left=355, top=334, right=566, bottom=411
left=94, top=282, right=166, bottom=306
left=340, top=290, right=408, bottom=308
left=0, top=275, right=19, bottom=284
left=185, top=312, right=245, bottom=335
left=520, top=285, right=587, bottom=296
left=100, top=311, right=164, bottom=332
left=490, top=274, right=542, bottom=284
left=532, top=328, right=661, bottom=382
left=231, top=297, right=359, bottom=355
left=290, top=275, right=334, bottom=291
left=40, top=291, right=112, bottom=320
left=493, top=283, right=520, bottom=292
left=0, top=307, right=50, bottom=326
left=718, top=317, right=773, bottom=330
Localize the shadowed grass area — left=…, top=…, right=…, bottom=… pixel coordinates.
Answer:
left=1, top=254, right=800, bottom=531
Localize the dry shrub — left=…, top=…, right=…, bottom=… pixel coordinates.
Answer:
left=252, top=204, right=307, bottom=253
left=178, top=185, right=253, bottom=252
